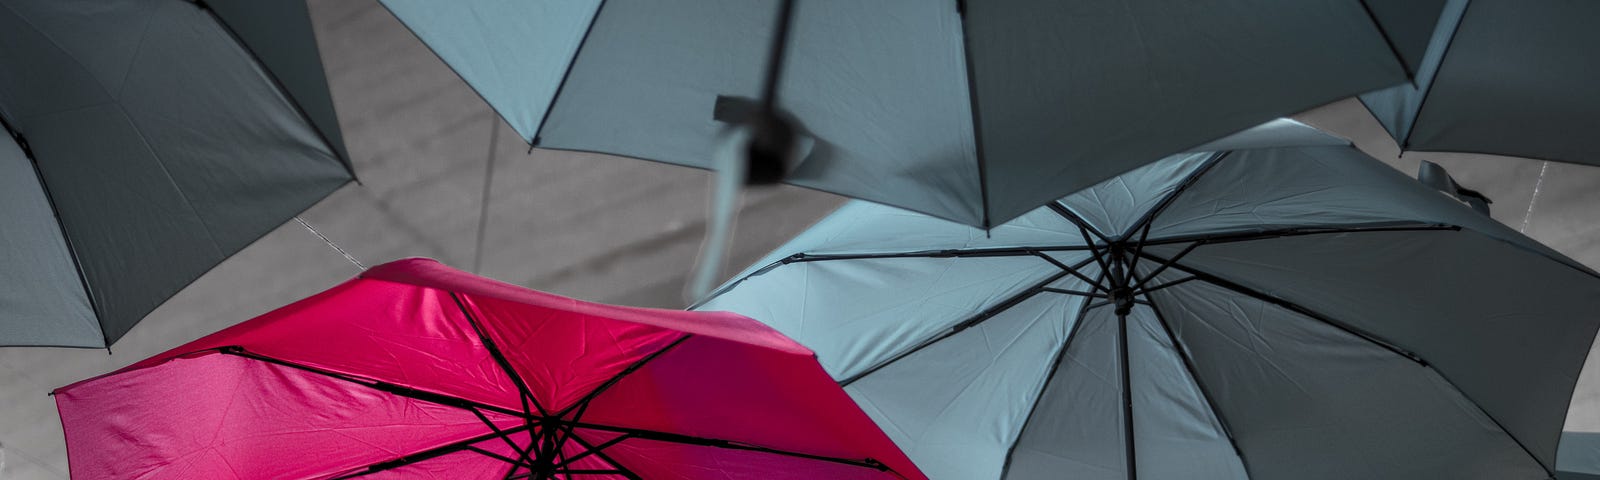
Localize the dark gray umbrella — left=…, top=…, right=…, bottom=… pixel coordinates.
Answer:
left=380, top=0, right=1444, bottom=228
left=0, top=0, right=352, bottom=347
left=1360, top=0, right=1600, bottom=166
left=698, top=129, right=1600, bottom=479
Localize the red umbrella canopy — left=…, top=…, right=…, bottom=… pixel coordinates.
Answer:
left=54, top=258, right=922, bottom=480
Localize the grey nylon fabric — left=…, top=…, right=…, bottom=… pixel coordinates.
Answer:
left=1361, top=0, right=1600, bottom=165
left=1150, top=279, right=1544, bottom=479
left=699, top=140, right=1600, bottom=479
left=0, top=0, right=350, bottom=346
left=1563, top=432, right=1600, bottom=479
left=1003, top=306, right=1124, bottom=480
left=0, top=134, right=97, bottom=346
left=382, top=0, right=1438, bottom=227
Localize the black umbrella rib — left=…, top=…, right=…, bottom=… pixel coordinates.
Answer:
left=1140, top=292, right=1254, bottom=478
left=691, top=245, right=1092, bottom=310
left=191, top=0, right=354, bottom=177
left=838, top=270, right=1070, bottom=387
left=1355, top=0, right=1415, bottom=80
left=1131, top=252, right=1426, bottom=365
left=997, top=269, right=1106, bottom=479
left=328, top=422, right=538, bottom=479
left=526, top=0, right=608, bottom=147
left=216, top=346, right=529, bottom=419
left=954, top=0, right=994, bottom=229
left=2, top=114, right=105, bottom=342
left=1117, top=151, right=1227, bottom=241
left=560, top=426, right=644, bottom=480
left=1049, top=202, right=1113, bottom=245
left=450, top=292, right=549, bottom=416
left=1137, top=223, right=1460, bottom=247
left=557, top=334, right=691, bottom=419
left=1422, top=366, right=1557, bottom=477
left=562, top=420, right=893, bottom=473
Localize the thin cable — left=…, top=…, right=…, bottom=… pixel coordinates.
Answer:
left=1519, top=161, right=1550, bottom=233
left=296, top=216, right=366, bottom=270
left=473, top=116, right=500, bottom=273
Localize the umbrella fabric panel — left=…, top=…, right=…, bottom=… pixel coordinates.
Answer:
left=699, top=255, right=1066, bottom=378
left=1360, top=0, right=1451, bottom=74
left=1562, top=432, right=1600, bottom=480
left=1056, top=151, right=1212, bottom=239
left=1145, top=145, right=1577, bottom=271
left=1158, top=228, right=1600, bottom=470
left=1002, top=305, right=1127, bottom=480
left=1124, top=306, right=1247, bottom=480
left=961, top=0, right=1419, bottom=223
left=1356, top=0, right=1468, bottom=148
left=0, top=0, right=350, bottom=344
left=459, top=292, right=686, bottom=414
left=845, top=293, right=1087, bottom=480
left=55, top=352, right=518, bottom=480
left=0, top=134, right=96, bottom=346
left=116, top=276, right=526, bottom=412
left=1148, top=278, right=1548, bottom=479
left=204, top=0, right=351, bottom=167
left=535, top=0, right=985, bottom=224
left=581, top=334, right=921, bottom=477
left=376, top=0, right=600, bottom=144
left=1374, top=0, right=1600, bottom=165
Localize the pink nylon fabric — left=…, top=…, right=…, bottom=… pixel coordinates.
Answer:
left=56, top=258, right=923, bottom=479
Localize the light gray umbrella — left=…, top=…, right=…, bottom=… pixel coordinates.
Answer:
left=1360, top=0, right=1600, bottom=166
left=379, top=0, right=1443, bottom=228
left=696, top=131, right=1600, bottom=479
left=0, top=0, right=351, bottom=347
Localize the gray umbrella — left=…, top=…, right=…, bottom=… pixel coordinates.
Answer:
left=1360, top=0, right=1600, bottom=166
left=0, top=0, right=351, bottom=347
left=697, top=128, right=1600, bottom=479
left=379, top=0, right=1443, bottom=228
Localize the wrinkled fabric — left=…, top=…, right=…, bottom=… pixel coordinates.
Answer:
left=57, top=258, right=923, bottom=480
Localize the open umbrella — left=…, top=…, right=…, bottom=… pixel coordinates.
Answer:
left=378, top=0, right=1442, bottom=228
left=54, top=258, right=923, bottom=480
left=697, top=142, right=1600, bottom=479
left=0, top=0, right=351, bottom=347
left=1359, top=0, right=1600, bottom=166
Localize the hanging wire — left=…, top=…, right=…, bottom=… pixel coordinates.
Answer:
left=473, top=116, right=500, bottom=274
left=295, top=216, right=366, bottom=270
left=1519, top=160, right=1550, bottom=233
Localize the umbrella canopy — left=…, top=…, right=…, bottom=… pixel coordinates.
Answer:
left=0, top=0, right=352, bottom=347
left=54, top=258, right=923, bottom=480
left=378, top=0, right=1441, bottom=228
left=1359, top=0, right=1600, bottom=166
left=698, top=143, right=1600, bottom=479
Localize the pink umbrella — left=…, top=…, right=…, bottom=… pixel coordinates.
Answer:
left=54, top=258, right=922, bottom=480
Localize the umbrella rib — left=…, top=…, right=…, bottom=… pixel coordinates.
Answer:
left=954, top=0, right=993, bottom=229
left=1049, top=202, right=1113, bottom=245
left=838, top=270, right=1070, bottom=387
left=450, top=292, right=549, bottom=416
left=1139, top=291, right=1254, bottom=478
left=215, top=347, right=529, bottom=418
left=329, top=423, right=537, bottom=479
left=557, top=335, right=691, bottom=418
left=997, top=268, right=1106, bottom=479
left=1, top=114, right=105, bottom=340
left=1112, top=151, right=1227, bottom=243
left=527, top=0, right=608, bottom=147
left=561, top=426, right=644, bottom=480
left=1137, top=223, right=1460, bottom=248
left=688, top=246, right=1091, bottom=310
left=1130, top=252, right=1427, bottom=365
left=560, top=420, right=895, bottom=473
left=190, top=0, right=354, bottom=177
